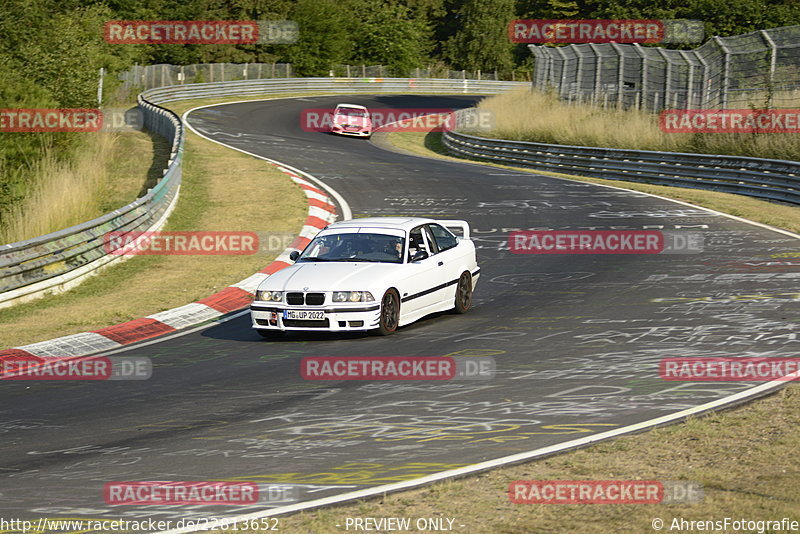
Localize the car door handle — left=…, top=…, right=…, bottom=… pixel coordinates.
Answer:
left=438, top=261, right=444, bottom=266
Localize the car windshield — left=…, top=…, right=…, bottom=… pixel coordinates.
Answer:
left=298, top=232, right=404, bottom=263
left=336, top=108, right=367, bottom=117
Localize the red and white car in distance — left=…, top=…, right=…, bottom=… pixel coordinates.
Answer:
left=330, top=103, right=372, bottom=137
left=250, top=217, right=480, bottom=337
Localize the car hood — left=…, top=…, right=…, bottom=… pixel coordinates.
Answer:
left=261, top=262, right=398, bottom=291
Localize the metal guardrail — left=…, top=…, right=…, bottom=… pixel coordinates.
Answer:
left=0, top=96, right=184, bottom=308
left=0, top=77, right=525, bottom=308
left=443, top=126, right=800, bottom=205
left=141, top=77, right=528, bottom=103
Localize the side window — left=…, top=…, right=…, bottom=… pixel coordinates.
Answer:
left=429, top=224, right=458, bottom=252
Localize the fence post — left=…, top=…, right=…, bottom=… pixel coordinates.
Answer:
left=555, top=47, right=569, bottom=99
left=678, top=50, right=693, bottom=109
left=575, top=48, right=585, bottom=101
left=543, top=49, right=553, bottom=89
left=714, top=36, right=731, bottom=108
left=610, top=42, right=625, bottom=108
left=695, top=51, right=709, bottom=108
left=588, top=43, right=602, bottom=106
left=633, top=43, right=647, bottom=110
left=760, top=29, right=777, bottom=107
left=656, top=48, right=672, bottom=111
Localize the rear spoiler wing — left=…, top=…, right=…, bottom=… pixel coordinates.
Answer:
left=435, top=220, right=470, bottom=240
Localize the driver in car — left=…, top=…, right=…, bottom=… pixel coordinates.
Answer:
left=384, top=237, right=403, bottom=261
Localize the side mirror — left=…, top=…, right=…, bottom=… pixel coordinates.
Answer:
left=289, top=250, right=300, bottom=261
left=411, top=250, right=429, bottom=262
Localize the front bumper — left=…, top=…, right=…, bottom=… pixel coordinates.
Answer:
left=331, top=125, right=371, bottom=137
left=250, top=302, right=381, bottom=332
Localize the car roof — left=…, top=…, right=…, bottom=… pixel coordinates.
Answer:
left=325, top=217, right=436, bottom=232
left=334, top=104, right=368, bottom=111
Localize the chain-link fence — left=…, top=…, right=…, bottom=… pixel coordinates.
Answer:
left=329, top=64, right=509, bottom=80
left=529, top=25, right=800, bottom=109
left=117, top=63, right=294, bottom=100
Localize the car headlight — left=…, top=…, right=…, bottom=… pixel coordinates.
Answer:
left=332, top=291, right=374, bottom=302
left=256, top=290, right=283, bottom=302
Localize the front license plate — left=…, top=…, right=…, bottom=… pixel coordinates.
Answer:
left=283, top=310, right=325, bottom=320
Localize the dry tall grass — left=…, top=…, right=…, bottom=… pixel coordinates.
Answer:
left=0, top=133, right=118, bottom=244
left=475, top=88, right=800, bottom=161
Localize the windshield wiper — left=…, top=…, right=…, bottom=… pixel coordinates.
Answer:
left=298, top=257, right=333, bottom=262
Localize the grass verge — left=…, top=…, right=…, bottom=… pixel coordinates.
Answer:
left=474, top=88, right=800, bottom=161
left=0, top=101, right=307, bottom=348
left=0, top=131, right=159, bottom=244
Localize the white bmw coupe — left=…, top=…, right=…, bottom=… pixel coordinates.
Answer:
left=250, top=217, right=480, bottom=337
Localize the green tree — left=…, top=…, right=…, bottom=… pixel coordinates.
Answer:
left=520, top=0, right=581, bottom=18
left=443, top=0, right=515, bottom=74
left=351, top=2, right=431, bottom=76
left=281, top=0, right=353, bottom=76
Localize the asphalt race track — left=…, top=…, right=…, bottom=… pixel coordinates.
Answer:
left=1, top=95, right=799, bottom=527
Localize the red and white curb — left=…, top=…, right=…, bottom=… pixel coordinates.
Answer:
left=0, top=122, right=347, bottom=363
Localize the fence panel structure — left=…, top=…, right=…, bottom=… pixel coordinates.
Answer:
left=529, top=25, right=800, bottom=109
